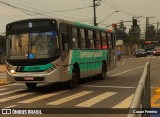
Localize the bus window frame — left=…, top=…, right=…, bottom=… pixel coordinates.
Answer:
left=71, top=26, right=80, bottom=49
left=59, top=23, right=70, bottom=51
left=87, top=29, right=95, bottom=49
left=101, top=32, right=107, bottom=49
left=111, top=33, right=116, bottom=50
left=95, top=30, right=102, bottom=49
left=79, top=28, right=87, bottom=49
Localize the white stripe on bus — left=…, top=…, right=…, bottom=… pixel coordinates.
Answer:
left=76, top=92, right=117, bottom=107
left=18, top=90, right=69, bottom=104
left=47, top=91, right=92, bottom=105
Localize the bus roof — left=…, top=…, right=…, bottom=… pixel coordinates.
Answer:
left=6, top=18, right=110, bottom=33
left=74, top=22, right=107, bottom=31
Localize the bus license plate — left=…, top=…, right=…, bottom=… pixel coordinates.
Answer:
left=24, top=77, right=33, bottom=80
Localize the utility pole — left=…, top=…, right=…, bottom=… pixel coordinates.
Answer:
left=93, top=0, right=101, bottom=26
left=93, top=0, right=97, bottom=26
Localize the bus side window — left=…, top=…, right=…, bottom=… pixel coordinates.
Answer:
left=111, top=34, right=115, bottom=50
left=102, top=32, right=107, bottom=49
left=95, top=31, right=101, bottom=49
left=62, top=33, right=69, bottom=50
left=88, top=30, right=95, bottom=49
left=80, top=28, right=86, bottom=49
left=60, top=24, right=70, bottom=51
left=72, top=27, right=79, bottom=49
left=108, top=33, right=112, bottom=49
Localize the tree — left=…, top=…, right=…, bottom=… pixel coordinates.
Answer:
left=145, top=24, right=156, bottom=40
left=114, top=21, right=128, bottom=41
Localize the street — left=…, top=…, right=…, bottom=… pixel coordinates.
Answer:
left=0, top=56, right=160, bottom=117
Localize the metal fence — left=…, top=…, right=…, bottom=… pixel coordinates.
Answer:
left=127, top=62, right=150, bottom=117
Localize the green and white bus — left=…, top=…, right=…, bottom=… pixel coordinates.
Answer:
left=6, top=18, right=117, bottom=89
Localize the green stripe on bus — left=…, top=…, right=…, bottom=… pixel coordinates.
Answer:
left=23, top=63, right=53, bottom=71
left=74, top=22, right=106, bottom=31
left=69, top=50, right=108, bottom=73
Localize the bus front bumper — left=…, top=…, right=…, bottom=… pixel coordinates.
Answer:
left=6, top=70, right=61, bottom=83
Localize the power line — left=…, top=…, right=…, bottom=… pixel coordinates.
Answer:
left=0, top=0, right=92, bottom=22
left=102, top=0, right=138, bottom=17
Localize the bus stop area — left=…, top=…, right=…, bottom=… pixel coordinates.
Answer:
left=0, top=64, right=7, bottom=86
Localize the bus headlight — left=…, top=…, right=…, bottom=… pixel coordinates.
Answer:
left=10, top=69, right=16, bottom=74
left=6, top=64, right=16, bottom=74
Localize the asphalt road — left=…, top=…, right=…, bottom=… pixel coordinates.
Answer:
left=0, top=55, right=160, bottom=117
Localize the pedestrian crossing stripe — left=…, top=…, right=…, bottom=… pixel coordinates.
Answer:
left=0, top=89, right=140, bottom=108
left=0, top=88, right=8, bottom=91
left=47, top=91, right=93, bottom=105
left=0, top=93, right=34, bottom=103
left=0, top=89, right=24, bottom=96
left=18, top=90, right=69, bottom=104
left=76, top=92, right=117, bottom=107
left=112, top=94, right=134, bottom=108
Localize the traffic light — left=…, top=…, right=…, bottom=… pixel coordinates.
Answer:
left=112, top=23, right=117, bottom=29
left=133, top=19, right=138, bottom=26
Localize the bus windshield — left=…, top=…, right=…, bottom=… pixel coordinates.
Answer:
left=6, top=31, right=59, bottom=60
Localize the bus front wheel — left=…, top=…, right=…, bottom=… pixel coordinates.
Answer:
left=25, top=83, right=37, bottom=89
left=67, top=66, right=79, bottom=89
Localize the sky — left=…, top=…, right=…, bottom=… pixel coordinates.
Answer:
left=0, top=0, right=160, bottom=34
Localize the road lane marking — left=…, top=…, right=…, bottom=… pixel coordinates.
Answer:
left=76, top=92, right=117, bottom=107
left=110, top=66, right=144, bottom=77
left=4, top=105, right=17, bottom=108
left=47, top=91, right=92, bottom=105
left=0, top=93, right=34, bottom=103
left=80, top=85, right=135, bottom=89
left=18, top=90, right=69, bottom=104
left=0, top=88, right=8, bottom=91
left=112, top=94, right=134, bottom=108
left=0, top=89, right=24, bottom=96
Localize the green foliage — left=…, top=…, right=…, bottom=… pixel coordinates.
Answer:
left=146, top=24, right=156, bottom=40
left=114, top=21, right=128, bottom=40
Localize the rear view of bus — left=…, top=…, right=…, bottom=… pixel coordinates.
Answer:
left=6, top=19, right=61, bottom=89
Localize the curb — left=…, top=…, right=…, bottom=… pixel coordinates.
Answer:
left=155, top=88, right=160, bottom=95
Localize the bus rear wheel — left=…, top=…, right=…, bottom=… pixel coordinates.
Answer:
left=25, top=83, right=37, bottom=89
left=67, top=66, right=79, bottom=89
left=99, top=63, right=106, bottom=80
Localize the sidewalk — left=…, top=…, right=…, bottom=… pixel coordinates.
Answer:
left=0, top=64, right=6, bottom=72
left=0, top=64, right=8, bottom=86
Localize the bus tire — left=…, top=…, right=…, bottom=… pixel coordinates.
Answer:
left=99, top=63, right=106, bottom=80
left=67, top=66, right=79, bottom=89
left=25, top=83, right=37, bottom=89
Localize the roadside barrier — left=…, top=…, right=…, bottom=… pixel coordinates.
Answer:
left=127, top=62, right=150, bottom=117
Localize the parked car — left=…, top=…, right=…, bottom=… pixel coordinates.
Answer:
left=153, top=47, right=160, bottom=56
left=135, top=49, right=147, bottom=57
left=146, top=49, right=154, bottom=55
